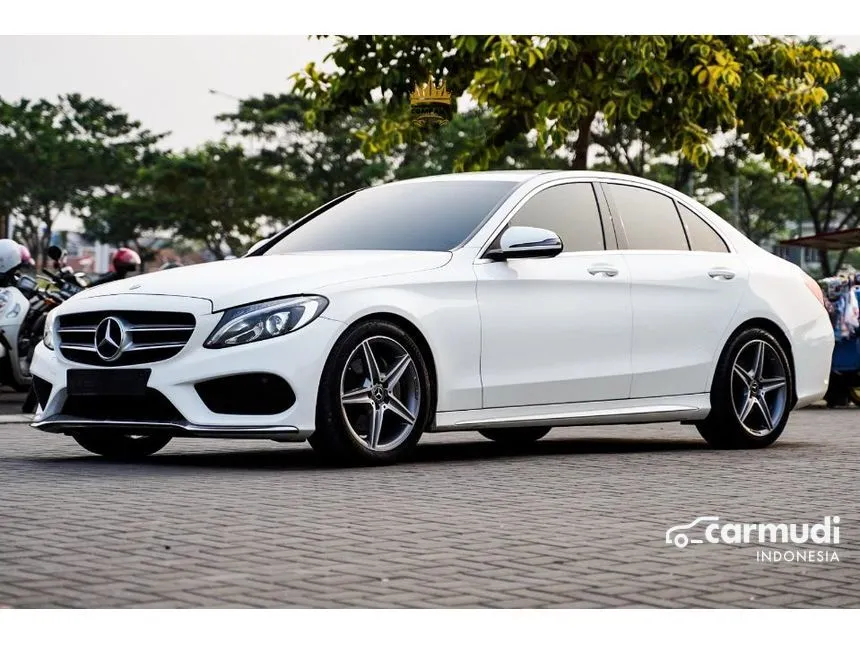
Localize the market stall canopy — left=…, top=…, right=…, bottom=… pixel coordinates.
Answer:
left=780, top=227, right=860, bottom=251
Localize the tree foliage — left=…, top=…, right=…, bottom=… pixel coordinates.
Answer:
left=0, top=94, right=163, bottom=261
left=292, top=35, right=839, bottom=175
left=88, top=143, right=300, bottom=259
left=794, top=49, right=860, bottom=275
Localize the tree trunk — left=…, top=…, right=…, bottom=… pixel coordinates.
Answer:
left=818, top=249, right=833, bottom=277
left=571, top=113, right=596, bottom=171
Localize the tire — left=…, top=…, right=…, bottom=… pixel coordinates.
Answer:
left=310, top=319, right=434, bottom=466
left=73, top=433, right=171, bottom=459
left=479, top=427, right=550, bottom=445
left=696, top=328, right=793, bottom=449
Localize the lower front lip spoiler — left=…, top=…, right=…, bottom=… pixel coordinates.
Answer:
left=30, top=415, right=302, bottom=440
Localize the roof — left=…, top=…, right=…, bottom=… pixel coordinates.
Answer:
left=779, top=227, right=860, bottom=251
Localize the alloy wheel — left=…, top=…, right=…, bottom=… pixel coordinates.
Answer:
left=730, top=339, right=788, bottom=437
left=339, top=335, right=421, bottom=452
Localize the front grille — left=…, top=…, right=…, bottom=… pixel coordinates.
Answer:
left=61, top=388, right=183, bottom=422
left=57, top=310, right=196, bottom=366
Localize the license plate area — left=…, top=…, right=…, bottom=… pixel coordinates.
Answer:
left=66, top=369, right=151, bottom=396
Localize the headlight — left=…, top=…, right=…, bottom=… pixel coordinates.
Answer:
left=43, top=312, right=56, bottom=350
left=203, top=296, right=328, bottom=349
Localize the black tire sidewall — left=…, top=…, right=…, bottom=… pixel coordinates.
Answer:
left=312, top=319, right=434, bottom=465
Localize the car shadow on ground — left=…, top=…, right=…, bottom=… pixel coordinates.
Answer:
left=32, top=434, right=768, bottom=472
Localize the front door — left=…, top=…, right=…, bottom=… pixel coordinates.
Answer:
left=476, top=182, right=634, bottom=408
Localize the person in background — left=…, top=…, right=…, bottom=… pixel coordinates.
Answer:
left=16, top=244, right=35, bottom=273
left=89, top=247, right=142, bottom=286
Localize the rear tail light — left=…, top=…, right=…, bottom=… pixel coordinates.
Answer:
left=802, top=272, right=826, bottom=309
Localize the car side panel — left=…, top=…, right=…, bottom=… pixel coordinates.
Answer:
left=320, top=255, right=483, bottom=412
left=707, top=250, right=833, bottom=407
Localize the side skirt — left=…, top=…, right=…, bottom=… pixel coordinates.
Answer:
left=432, top=393, right=710, bottom=432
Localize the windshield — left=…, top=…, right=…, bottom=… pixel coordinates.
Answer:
left=264, top=180, right=518, bottom=254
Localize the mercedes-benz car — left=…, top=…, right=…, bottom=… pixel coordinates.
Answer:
left=30, top=171, right=834, bottom=464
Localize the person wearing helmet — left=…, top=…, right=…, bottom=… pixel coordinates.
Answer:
left=17, top=244, right=34, bottom=268
left=89, top=247, right=142, bottom=286
left=0, top=239, right=25, bottom=283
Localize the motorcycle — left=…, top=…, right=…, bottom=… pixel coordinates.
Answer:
left=19, top=246, right=90, bottom=412
left=0, top=272, right=36, bottom=392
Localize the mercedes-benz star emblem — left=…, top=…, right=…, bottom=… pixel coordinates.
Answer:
left=94, top=316, right=129, bottom=362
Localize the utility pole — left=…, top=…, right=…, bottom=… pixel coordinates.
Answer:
left=732, top=175, right=740, bottom=229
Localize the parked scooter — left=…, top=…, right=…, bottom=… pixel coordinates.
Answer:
left=0, top=240, right=36, bottom=392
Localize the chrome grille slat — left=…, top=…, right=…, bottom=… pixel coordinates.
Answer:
left=128, top=325, right=195, bottom=332
left=57, top=310, right=196, bottom=366
left=62, top=343, right=98, bottom=352
left=125, top=342, right=187, bottom=351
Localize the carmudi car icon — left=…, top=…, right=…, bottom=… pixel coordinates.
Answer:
left=665, top=516, right=720, bottom=548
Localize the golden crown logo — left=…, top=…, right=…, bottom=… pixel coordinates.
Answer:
left=409, top=77, right=453, bottom=128
left=410, top=78, right=452, bottom=106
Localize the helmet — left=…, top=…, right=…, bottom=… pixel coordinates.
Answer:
left=160, top=261, right=182, bottom=270
left=0, top=239, right=23, bottom=273
left=111, top=247, right=141, bottom=273
left=17, top=244, right=34, bottom=266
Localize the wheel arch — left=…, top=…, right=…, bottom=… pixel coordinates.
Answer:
left=720, top=317, right=797, bottom=407
left=328, top=311, right=439, bottom=410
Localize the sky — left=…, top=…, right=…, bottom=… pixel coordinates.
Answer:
left=0, top=36, right=333, bottom=149
left=2, top=35, right=860, bottom=151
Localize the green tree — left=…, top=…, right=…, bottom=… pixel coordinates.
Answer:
left=794, top=49, right=860, bottom=275
left=704, top=159, right=798, bottom=246
left=142, top=143, right=298, bottom=259
left=0, top=94, right=163, bottom=262
left=217, top=93, right=389, bottom=218
left=293, top=36, right=839, bottom=175
left=395, top=108, right=570, bottom=179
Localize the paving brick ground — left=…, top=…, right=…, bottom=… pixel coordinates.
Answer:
left=1, top=403, right=859, bottom=608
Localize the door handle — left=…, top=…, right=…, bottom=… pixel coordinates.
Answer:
left=708, top=268, right=736, bottom=280
left=587, top=264, right=619, bottom=277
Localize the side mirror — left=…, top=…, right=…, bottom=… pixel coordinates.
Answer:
left=46, top=245, right=65, bottom=261
left=245, top=238, right=271, bottom=256
left=485, top=226, right=563, bottom=261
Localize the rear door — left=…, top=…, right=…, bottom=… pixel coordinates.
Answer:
left=600, top=181, right=749, bottom=399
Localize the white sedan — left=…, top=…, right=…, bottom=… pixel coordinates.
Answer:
left=30, top=171, right=834, bottom=464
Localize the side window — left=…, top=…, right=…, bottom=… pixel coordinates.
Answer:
left=508, top=183, right=605, bottom=252
left=677, top=203, right=730, bottom=253
left=605, top=183, right=689, bottom=251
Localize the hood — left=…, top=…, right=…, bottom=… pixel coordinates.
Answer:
left=79, top=251, right=452, bottom=311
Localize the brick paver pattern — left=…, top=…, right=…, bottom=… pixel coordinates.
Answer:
left=1, top=408, right=858, bottom=608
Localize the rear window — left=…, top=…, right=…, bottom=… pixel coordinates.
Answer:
left=678, top=203, right=729, bottom=253
left=605, top=183, right=689, bottom=251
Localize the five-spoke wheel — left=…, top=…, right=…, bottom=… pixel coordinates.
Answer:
left=697, top=327, right=793, bottom=449
left=339, top=336, right=421, bottom=452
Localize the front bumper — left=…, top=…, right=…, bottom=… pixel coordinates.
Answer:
left=30, top=294, right=345, bottom=440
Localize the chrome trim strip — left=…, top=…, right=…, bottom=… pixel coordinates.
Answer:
left=31, top=415, right=302, bottom=439
left=58, top=326, right=97, bottom=333
left=128, top=325, right=195, bottom=332
left=124, top=342, right=187, bottom=351
left=61, top=343, right=98, bottom=352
